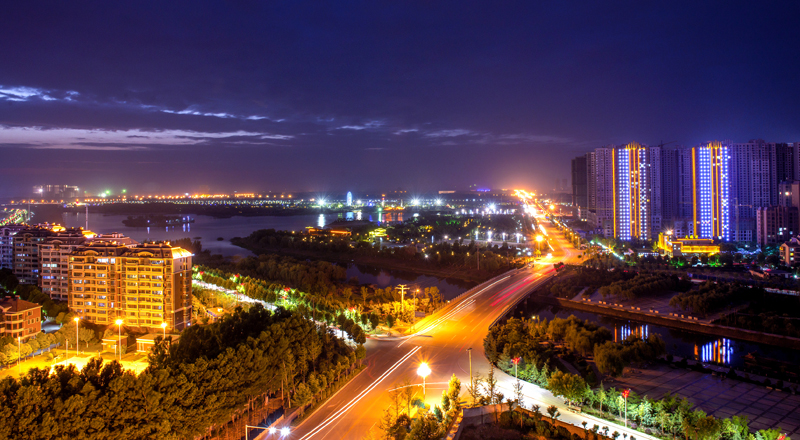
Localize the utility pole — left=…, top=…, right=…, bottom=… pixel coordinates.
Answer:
left=397, top=285, right=408, bottom=310
left=85, top=204, right=89, bottom=230
left=467, top=347, right=473, bottom=400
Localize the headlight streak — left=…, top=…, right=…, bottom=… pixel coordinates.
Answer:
left=299, top=346, right=422, bottom=440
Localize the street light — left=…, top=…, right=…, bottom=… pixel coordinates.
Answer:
left=622, top=388, right=630, bottom=427
left=512, top=357, right=521, bottom=379
left=161, top=322, right=168, bottom=339
left=17, top=336, right=21, bottom=377
left=115, top=319, right=124, bottom=361
left=417, top=362, right=431, bottom=400
left=74, top=317, right=80, bottom=358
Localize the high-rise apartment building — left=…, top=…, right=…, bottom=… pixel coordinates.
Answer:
left=571, top=155, right=588, bottom=217
left=692, top=141, right=731, bottom=240
left=756, top=206, right=799, bottom=247
left=39, top=231, right=88, bottom=301
left=661, top=147, right=694, bottom=237
left=611, top=142, right=662, bottom=240
left=779, top=181, right=800, bottom=208
left=13, top=226, right=56, bottom=285
left=69, top=241, right=192, bottom=332
left=0, top=225, right=25, bottom=270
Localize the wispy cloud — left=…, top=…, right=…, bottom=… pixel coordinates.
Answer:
left=393, top=128, right=419, bottom=135
left=0, top=126, right=286, bottom=150
left=335, top=120, right=386, bottom=131
left=424, top=129, right=475, bottom=138
left=0, top=85, right=61, bottom=102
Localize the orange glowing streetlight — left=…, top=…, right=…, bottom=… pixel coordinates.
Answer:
left=417, top=362, right=431, bottom=400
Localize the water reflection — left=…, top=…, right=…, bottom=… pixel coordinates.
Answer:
left=318, top=214, right=325, bottom=228
left=615, top=323, right=649, bottom=342
left=696, top=339, right=733, bottom=365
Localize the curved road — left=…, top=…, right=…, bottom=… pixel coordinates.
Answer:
left=290, top=218, right=653, bottom=440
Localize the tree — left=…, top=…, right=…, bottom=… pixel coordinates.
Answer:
left=547, top=371, right=587, bottom=405
left=446, top=374, right=461, bottom=411
left=293, top=383, right=313, bottom=415
left=547, top=405, right=560, bottom=422
left=406, top=412, right=441, bottom=440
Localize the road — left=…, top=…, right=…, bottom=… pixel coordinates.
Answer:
left=291, top=217, right=654, bottom=440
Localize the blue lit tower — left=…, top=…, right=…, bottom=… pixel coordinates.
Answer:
left=692, top=141, right=731, bottom=240
left=346, top=191, right=353, bottom=206
left=611, top=142, right=661, bottom=240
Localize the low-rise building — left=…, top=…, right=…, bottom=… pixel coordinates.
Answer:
left=0, top=296, right=42, bottom=340
left=779, top=236, right=800, bottom=266
left=657, top=233, right=721, bottom=258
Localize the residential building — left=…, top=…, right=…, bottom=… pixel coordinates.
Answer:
left=0, top=296, right=42, bottom=340
left=592, top=147, right=615, bottom=236
left=69, top=241, right=192, bottom=332
left=0, top=225, right=25, bottom=270
left=780, top=236, right=800, bottom=266
left=778, top=181, right=800, bottom=208
left=39, top=230, right=88, bottom=301
left=13, top=225, right=56, bottom=284
left=661, top=147, right=694, bottom=235
left=611, top=142, right=662, bottom=240
left=571, top=155, right=588, bottom=217
left=692, top=141, right=731, bottom=240
left=755, top=206, right=799, bottom=247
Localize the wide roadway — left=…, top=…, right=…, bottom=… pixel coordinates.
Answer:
left=292, top=219, right=657, bottom=440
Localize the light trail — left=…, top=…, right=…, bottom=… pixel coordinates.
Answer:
left=398, top=275, right=512, bottom=345
left=299, top=346, right=422, bottom=440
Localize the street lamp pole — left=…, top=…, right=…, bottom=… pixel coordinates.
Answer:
left=622, top=389, right=630, bottom=427
left=467, top=348, right=473, bottom=399
left=74, top=317, right=80, bottom=358
left=417, top=362, right=431, bottom=401
left=161, top=322, right=167, bottom=339
left=115, top=319, right=124, bottom=361
left=18, top=336, right=21, bottom=377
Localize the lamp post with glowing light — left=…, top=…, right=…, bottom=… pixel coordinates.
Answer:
left=417, top=362, right=431, bottom=400
left=74, top=317, right=80, bottom=358
left=535, top=235, right=543, bottom=258
left=512, top=357, right=521, bottom=379
left=161, top=322, right=167, bottom=339
left=622, top=388, right=630, bottom=427
left=115, top=319, right=124, bottom=361
left=17, top=336, right=21, bottom=376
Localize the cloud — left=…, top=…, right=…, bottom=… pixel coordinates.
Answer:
left=393, top=128, right=419, bottom=135
left=0, top=85, right=60, bottom=102
left=0, top=126, right=283, bottom=150
left=424, top=129, right=475, bottom=138
left=335, top=120, right=386, bottom=131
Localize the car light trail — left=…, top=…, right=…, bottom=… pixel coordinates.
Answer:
left=299, top=346, right=421, bottom=440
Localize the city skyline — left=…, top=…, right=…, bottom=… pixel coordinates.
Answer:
left=2, top=2, right=800, bottom=197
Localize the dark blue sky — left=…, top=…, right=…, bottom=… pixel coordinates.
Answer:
left=1, top=1, right=799, bottom=197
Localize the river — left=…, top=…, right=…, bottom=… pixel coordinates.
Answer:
left=513, top=301, right=800, bottom=369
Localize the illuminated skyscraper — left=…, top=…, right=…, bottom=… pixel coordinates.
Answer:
left=611, top=142, right=662, bottom=240
left=692, top=141, right=731, bottom=240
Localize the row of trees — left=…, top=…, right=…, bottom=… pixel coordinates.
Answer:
left=669, top=281, right=758, bottom=317
left=0, top=306, right=362, bottom=440
left=232, top=229, right=524, bottom=275
left=0, top=268, right=70, bottom=318
left=598, top=273, right=692, bottom=299
left=548, top=266, right=636, bottom=298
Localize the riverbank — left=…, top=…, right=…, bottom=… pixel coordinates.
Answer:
left=527, top=294, right=800, bottom=350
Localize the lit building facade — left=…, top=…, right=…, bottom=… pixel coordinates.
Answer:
left=0, top=225, right=25, bottom=270
left=611, top=142, right=662, bottom=240
left=0, top=296, right=42, bottom=340
left=756, top=206, right=799, bottom=247
left=13, top=226, right=56, bottom=285
left=692, top=141, right=731, bottom=240
left=39, top=231, right=88, bottom=301
left=69, top=242, right=192, bottom=331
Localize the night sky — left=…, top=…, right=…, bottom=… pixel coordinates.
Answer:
left=2, top=1, right=799, bottom=197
